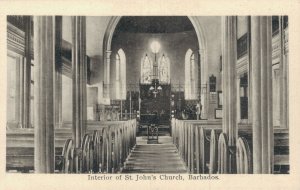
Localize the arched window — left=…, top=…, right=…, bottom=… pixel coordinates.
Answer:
left=158, top=54, right=170, bottom=84
left=115, top=49, right=126, bottom=100
left=141, top=54, right=153, bottom=84
left=190, top=53, right=195, bottom=95
left=185, top=49, right=197, bottom=100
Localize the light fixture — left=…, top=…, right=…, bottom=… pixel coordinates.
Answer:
left=150, top=78, right=162, bottom=98
left=151, top=41, right=161, bottom=54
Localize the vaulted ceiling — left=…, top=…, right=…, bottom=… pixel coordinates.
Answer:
left=82, top=16, right=221, bottom=59
left=114, top=16, right=194, bottom=34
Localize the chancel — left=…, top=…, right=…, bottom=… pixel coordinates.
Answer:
left=6, top=16, right=289, bottom=174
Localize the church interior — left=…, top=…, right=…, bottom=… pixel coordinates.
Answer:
left=6, top=16, right=289, bottom=174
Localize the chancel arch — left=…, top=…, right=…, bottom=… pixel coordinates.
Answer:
left=103, top=16, right=207, bottom=56
left=103, top=16, right=207, bottom=100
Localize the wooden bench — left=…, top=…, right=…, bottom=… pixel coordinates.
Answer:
left=6, top=119, right=137, bottom=173
left=6, top=128, right=73, bottom=172
left=171, top=119, right=289, bottom=174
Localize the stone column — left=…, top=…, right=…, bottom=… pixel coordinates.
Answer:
left=33, top=16, right=55, bottom=173
left=251, top=16, right=262, bottom=173
left=247, top=17, right=253, bottom=123
left=72, top=16, right=87, bottom=173
left=199, top=49, right=207, bottom=119
left=267, top=17, right=274, bottom=174
left=284, top=23, right=289, bottom=128
left=54, top=16, right=62, bottom=128
left=251, top=16, right=273, bottom=174
left=221, top=16, right=237, bottom=146
left=221, top=16, right=238, bottom=174
left=236, top=78, right=241, bottom=123
left=280, top=16, right=288, bottom=129
left=222, top=17, right=229, bottom=135
left=129, top=90, right=132, bottom=119
left=196, top=50, right=201, bottom=120
left=260, top=16, right=269, bottom=173
left=104, top=50, right=112, bottom=101
left=23, top=16, right=32, bottom=128
left=82, top=55, right=87, bottom=130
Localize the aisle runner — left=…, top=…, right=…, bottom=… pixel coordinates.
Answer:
left=122, top=136, right=188, bottom=173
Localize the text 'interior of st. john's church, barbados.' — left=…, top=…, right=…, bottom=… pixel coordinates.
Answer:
left=6, top=16, right=289, bottom=175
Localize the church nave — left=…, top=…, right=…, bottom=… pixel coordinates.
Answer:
left=6, top=15, right=289, bottom=175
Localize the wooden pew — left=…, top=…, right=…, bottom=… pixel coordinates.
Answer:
left=92, top=130, right=101, bottom=172
left=209, top=129, right=218, bottom=174
left=236, top=137, right=252, bottom=174
left=236, top=128, right=289, bottom=174
left=217, top=133, right=229, bottom=174
left=6, top=128, right=73, bottom=172
left=85, top=119, right=137, bottom=174
left=171, top=119, right=289, bottom=174
left=61, top=139, right=74, bottom=173
left=273, top=130, right=289, bottom=174
left=193, top=126, right=209, bottom=173
left=172, top=119, right=223, bottom=174
left=61, top=119, right=136, bottom=174
left=6, top=119, right=137, bottom=173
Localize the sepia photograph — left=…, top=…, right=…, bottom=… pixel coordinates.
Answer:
left=5, top=15, right=289, bottom=174
left=1, top=0, right=300, bottom=189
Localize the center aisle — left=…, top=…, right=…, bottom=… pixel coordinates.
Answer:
left=122, top=136, right=188, bottom=173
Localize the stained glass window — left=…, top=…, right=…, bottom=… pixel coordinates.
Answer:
left=158, top=54, right=170, bottom=84
left=141, top=54, right=153, bottom=84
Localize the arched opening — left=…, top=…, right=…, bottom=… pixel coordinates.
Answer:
left=104, top=16, right=207, bottom=104
left=103, top=16, right=206, bottom=58
left=107, top=16, right=205, bottom=124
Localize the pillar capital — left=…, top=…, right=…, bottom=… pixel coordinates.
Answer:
left=106, top=50, right=112, bottom=57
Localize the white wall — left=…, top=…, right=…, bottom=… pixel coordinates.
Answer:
left=62, top=75, right=72, bottom=121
